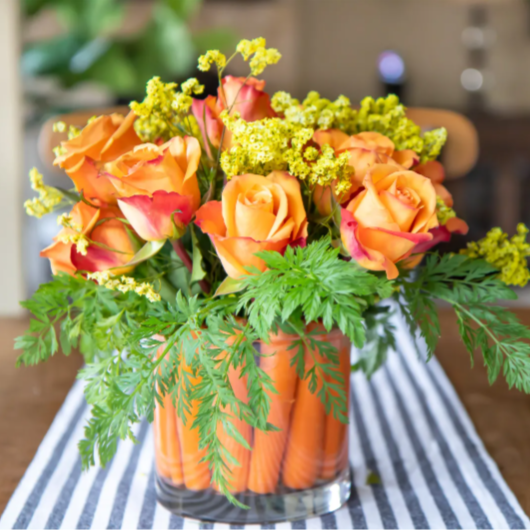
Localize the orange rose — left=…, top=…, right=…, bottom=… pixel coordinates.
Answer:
left=403, top=160, right=469, bottom=268
left=191, top=95, right=226, bottom=153
left=341, top=164, right=438, bottom=279
left=195, top=172, right=307, bottom=278
left=313, top=130, right=418, bottom=216
left=103, top=136, right=201, bottom=241
left=41, top=202, right=136, bottom=276
left=54, top=112, right=141, bottom=205
left=412, top=159, right=469, bottom=240
left=192, top=76, right=276, bottom=154
left=220, top=76, right=276, bottom=122
left=414, top=160, right=453, bottom=207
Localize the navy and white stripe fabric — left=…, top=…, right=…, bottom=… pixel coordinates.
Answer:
left=2, top=311, right=529, bottom=529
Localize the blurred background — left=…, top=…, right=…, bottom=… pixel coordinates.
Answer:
left=1, top=0, right=530, bottom=315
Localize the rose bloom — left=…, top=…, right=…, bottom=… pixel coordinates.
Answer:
left=313, top=130, right=418, bottom=216
left=192, top=76, right=276, bottom=153
left=54, top=112, right=141, bottom=205
left=403, top=160, right=469, bottom=267
left=341, top=164, right=438, bottom=279
left=414, top=160, right=453, bottom=207
left=103, top=136, right=201, bottom=241
left=195, top=171, right=307, bottom=278
left=41, top=202, right=136, bottom=276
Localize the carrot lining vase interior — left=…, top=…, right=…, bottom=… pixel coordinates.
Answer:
left=17, top=36, right=530, bottom=528
left=153, top=328, right=352, bottom=524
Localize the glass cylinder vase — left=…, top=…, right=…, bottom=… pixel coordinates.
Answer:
left=153, top=327, right=352, bottom=525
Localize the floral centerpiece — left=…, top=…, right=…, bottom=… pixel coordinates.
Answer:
left=17, top=38, right=530, bottom=524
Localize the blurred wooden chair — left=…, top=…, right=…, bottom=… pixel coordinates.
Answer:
left=39, top=106, right=479, bottom=180
left=406, top=108, right=479, bottom=180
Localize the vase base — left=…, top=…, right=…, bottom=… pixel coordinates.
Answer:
left=155, top=467, right=351, bottom=525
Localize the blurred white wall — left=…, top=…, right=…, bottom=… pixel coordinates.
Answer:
left=0, top=0, right=23, bottom=316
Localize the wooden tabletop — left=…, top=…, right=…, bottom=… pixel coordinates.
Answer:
left=1, top=310, right=529, bottom=517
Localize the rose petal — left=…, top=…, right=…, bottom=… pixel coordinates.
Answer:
left=358, top=226, right=432, bottom=264
left=340, top=208, right=399, bottom=279
left=192, top=96, right=225, bottom=152
left=100, top=111, right=141, bottom=162
left=379, top=189, right=421, bottom=233
left=446, top=217, right=469, bottom=235
left=54, top=115, right=118, bottom=168
left=209, top=233, right=289, bottom=279
left=313, top=129, right=350, bottom=151
left=349, top=176, right=399, bottom=232
left=67, top=158, right=117, bottom=205
left=40, top=241, right=76, bottom=275
left=340, top=132, right=395, bottom=157
left=118, top=190, right=194, bottom=241
left=235, top=187, right=277, bottom=241
left=195, top=201, right=227, bottom=237
left=41, top=202, right=101, bottom=276
left=220, top=76, right=275, bottom=122
left=375, top=170, right=437, bottom=233
left=434, top=183, right=454, bottom=208
left=165, top=136, right=202, bottom=211
left=71, top=212, right=135, bottom=274
left=267, top=171, right=308, bottom=240
left=414, top=160, right=446, bottom=184
left=223, top=174, right=276, bottom=238
left=392, top=149, right=419, bottom=169
left=409, top=225, right=452, bottom=255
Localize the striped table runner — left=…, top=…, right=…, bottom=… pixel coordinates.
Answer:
left=1, top=310, right=529, bottom=530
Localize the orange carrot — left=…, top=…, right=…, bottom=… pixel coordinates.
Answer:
left=154, top=400, right=171, bottom=479
left=153, top=337, right=173, bottom=481
left=248, top=334, right=298, bottom=494
left=164, top=394, right=184, bottom=485
left=152, top=336, right=185, bottom=487
left=154, top=394, right=185, bottom=485
left=320, top=336, right=351, bottom=480
left=282, top=339, right=326, bottom=490
left=213, top=364, right=252, bottom=493
left=176, top=363, right=211, bottom=491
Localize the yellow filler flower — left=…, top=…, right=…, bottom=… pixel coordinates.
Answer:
left=462, top=224, right=530, bottom=287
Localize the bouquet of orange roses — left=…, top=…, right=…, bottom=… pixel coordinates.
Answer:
left=17, top=38, right=530, bottom=521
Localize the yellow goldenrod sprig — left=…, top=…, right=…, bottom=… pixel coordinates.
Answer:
left=87, top=271, right=161, bottom=302
left=24, top=168, right=64, bottom=218
left=461, top=224, right=530, bottom=287
left=53, top=121, right=81, bottom=140
left=198, top=50, right=227, bottom=73
left=198, top=38, right=281, bottom=78
left=55, top=213, right=89, bottom=255
left=57, top=213, right=81, bottom=231
left=220, top=113, right=353, bottom=191
left=273, top=92, right=447, bottom=162
left=131, top=77, right=203, bottom=142
left=236, top=37, right=281, bottom=76
left=181, top=78, right=205, bottom=96
left=57, top=232, right=90, bottom=256
left=272, top=91, right=357, bottom=132
left=436, top=197, right=457, bottom=225
left=236, top=37, right=266, bottom=60
left=130, top=77, right=179, bottom=142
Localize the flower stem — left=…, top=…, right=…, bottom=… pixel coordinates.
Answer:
left=172, top=239, right=211, bottom=294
